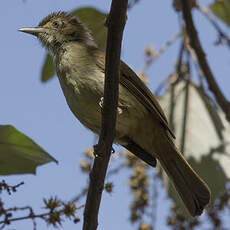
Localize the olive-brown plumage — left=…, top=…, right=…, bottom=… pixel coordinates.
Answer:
left=19, top=12, right=211, bottom=216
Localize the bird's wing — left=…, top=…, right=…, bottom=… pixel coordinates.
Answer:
left=94, top=50, right=175, bottom=139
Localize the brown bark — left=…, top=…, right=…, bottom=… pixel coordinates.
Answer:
left=82, top=1, right=128, bottom=230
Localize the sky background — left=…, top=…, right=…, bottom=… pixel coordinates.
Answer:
left=1, top=0, right=230, bottom=229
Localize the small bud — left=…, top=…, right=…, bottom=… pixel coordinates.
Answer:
left=43, top=197, right=61, bottom=211
left=105, top=182, right=113, bottom=193
left=139, top=223, right=152, bottom=230
left=130, top=212, right=140, bottom=222
left=84, top=148, right=94, bottom=159
left=167, top=217, right=175, bottom=225
left=74, top=216, right=80, bottom=223
left=145, top=46, right=154, bottom=57
left=80, top=160, right=91, bottom=173
left=47, top=211, right=61, bottom=226
left=63, top=202, right=77, bottom=217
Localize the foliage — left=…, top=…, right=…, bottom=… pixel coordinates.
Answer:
left=0, top=183, right=82, bottom=229
left=210, top=0, right=230, bottom=26
left=41, top=7, right=107, bottom=82
left=2, top=1, right=230, bottom=230
left=0, top=125, right=57, bottom=175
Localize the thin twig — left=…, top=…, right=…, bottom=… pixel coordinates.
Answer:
left=185, top=40, right=220, bottom=108
left=0, top=212, right=50, bottom=224
left=0, top=205, right=84, bottom=226
left=82, top=1, right=128, bottom=230
left=71, top=187, right=88, bottom=203
left=151, top=173, right=159, bottom=230
left=140, top=31, right=182, bottom=75
left=180, top=55, right=191, bottom=153
left=180, top=0, right=230, bottom=122
left=196, top=2, right=230, bottom=47
left=107, top=162, right=126, bottom=178
left=154, top=40, right=184, bottom=96
left=0, top=180, right=24, bottom=195
left=72, top=163, right=125, bottom=204
left=6, top=206, right=32, bottom=212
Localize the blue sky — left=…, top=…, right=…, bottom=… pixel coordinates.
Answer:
left=1, top=0, right=230, bottom=229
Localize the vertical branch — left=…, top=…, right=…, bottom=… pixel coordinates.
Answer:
left=180, top=0, right=230, bottom=122
left=169, top=84, right=176, bottom=132
left=82, top=1, right=128, bottom=230
left=180, top=58, right=190, bottom=153
left=169, top=41, right=184, bottom=132
left=196, top=3, right=230, bottom=46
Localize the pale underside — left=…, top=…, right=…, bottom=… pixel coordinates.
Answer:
left=54, top=42, right=173, bottom=158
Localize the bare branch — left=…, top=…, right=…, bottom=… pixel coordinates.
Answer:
left=0, top=200, right=83, bottom=229
left=82, top=1, right=128, bottom=230
left=180, top=0, right=230, bottom=122
left=0, top=180, right=24, bottom=195
left=196, top=3, right=230, bottom=47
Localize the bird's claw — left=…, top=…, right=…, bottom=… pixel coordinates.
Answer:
left=117, top=107, right=123, bottom=114
left=93, top=144, right=115, bottom=157
left=99, top=97, right=123, bottom=114
left=99, top=97, right=104, bottom=108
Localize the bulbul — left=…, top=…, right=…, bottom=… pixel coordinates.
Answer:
left=19, top=12, right=210, bottom=216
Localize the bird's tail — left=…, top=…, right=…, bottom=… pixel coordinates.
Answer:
left=157, top=145, right=210, bottom=216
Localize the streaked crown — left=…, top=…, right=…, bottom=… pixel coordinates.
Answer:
left=37, top=12, right=96, bottom=52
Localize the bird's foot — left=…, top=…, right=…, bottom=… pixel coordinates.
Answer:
left=99, top=97, right=104, bottom=108
left=111, top=147, right=115, bottom=153
left=99, top=97, right=123, bottom=114
left=93, top=144, right=115, bottom=157
left=93, top=144, right=100, bottom=158
left=117, top=107, right=123, bottom=115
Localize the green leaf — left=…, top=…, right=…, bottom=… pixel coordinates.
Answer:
left=0, top=125, right=57, bottom=175
left=210, top=0, right=230, bottom=26
left=41, top=7, right=107, bottom=82
left=158, top=80, right=230, bottom=216
left=72, top=7, right=107, bottom=50
left=41, top=54, right=55, bottom=82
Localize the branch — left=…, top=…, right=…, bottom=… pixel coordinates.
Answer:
left=180, top=1, right=230, bottom=122
left=140, top=31, right=182, bottom=75
left=0, top=199, right=83, bottom=229
left=82, top=1, right=128, bottom=230
left=196, top=3, right=230, bottom=47
left=0, top=180, right=24, bottom=195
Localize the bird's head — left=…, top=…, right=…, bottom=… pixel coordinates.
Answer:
left=19, top=12, right=96, bottom=54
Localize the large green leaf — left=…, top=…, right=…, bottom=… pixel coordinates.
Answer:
left=210, top=0, right=230, bottom=26
left=41, top=7, right=107, bottom=82
left=72, top=7, right=107, bottom=50
left=159, top=81, right=230, bottom=217
left=0, top=125, right=57, bottom=175
left=41, top=54, right=55, bottom=82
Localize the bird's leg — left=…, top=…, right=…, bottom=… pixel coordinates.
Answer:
left=117, top=107, right=123, bottom=115
left=99, top=97, right=104, bottom=109
left=93, top=144, right=115, bottom=157
left=99, top=97, right=123, bottom=114
left=93, top=144, right=100, bottom=158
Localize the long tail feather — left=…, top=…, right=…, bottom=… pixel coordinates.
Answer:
left=158, top=147, right=210, bottom=216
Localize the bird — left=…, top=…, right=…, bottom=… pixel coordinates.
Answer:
left=18, top=11, right=211, bottom=216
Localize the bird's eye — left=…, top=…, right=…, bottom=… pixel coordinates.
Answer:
left=52, top=21, right=59, bottom=28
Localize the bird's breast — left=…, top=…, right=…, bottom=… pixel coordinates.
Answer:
left=55, top=46, right=149, bottom=141
left=56, top=54, right=105, bottom=133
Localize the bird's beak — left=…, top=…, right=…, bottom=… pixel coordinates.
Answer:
left=18, top=27, right=48, bottom=36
